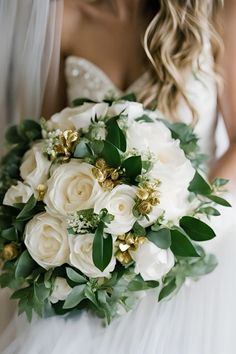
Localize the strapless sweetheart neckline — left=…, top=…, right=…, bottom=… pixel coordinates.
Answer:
left=65, top=55, right=149, bottom=94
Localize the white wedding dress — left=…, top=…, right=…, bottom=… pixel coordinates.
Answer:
left=0, top=42, right=236, bottom=354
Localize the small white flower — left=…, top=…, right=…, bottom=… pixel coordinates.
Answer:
left=44, top=160, right=104, bottom=216
left=20, top=142, right=51, bottom=191
left=24, top=212, right=70, bottom=269
left=69, top=234, right=116, bottom=278
left=49, top=277, right=72, bottom=304
left=3, top=181, right=33, bottom=206
left=94, top=185, right=137, bottom=235
left=130, top=239, right=175, bottom=281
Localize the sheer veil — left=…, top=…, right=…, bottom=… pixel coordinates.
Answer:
left=0, top=0, right=63, bottom=150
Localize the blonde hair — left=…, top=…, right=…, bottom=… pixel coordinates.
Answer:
left=140, top=0, right=224, bottom=122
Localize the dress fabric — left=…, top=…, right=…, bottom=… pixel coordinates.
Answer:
left=0, top=42, right=236, bottom=354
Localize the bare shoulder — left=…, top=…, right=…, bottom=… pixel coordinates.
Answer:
left=62, top=0, right=87, bottom=55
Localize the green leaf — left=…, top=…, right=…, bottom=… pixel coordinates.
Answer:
left=89, top=140, right=104, bottom=155
left=132, top=221, right=146, bottom=236
left=0, top=215, right=12, bottom=229
left=92, top=222, right=113, bottom=272
left=18, top=120, right=42, bottom=141
left=15, top=250, right=38, bottom=278
left=212, top=177, right=229, bottom=188
left=135, top=114, right=154, bottom=123
left=206, top=195, right=231, bottom=207
left=170, top=228, right=200, bottom=257
left=34, top=282, right=50, bottom=303
left=74, top=141, right=91, bottom=158
left=1, top=227, right=18, bottom=241
left=100, top=141, right=121, bottom=168
left=119, top=93, right=137, bottom=102
left=84, top=285, right=98, bottom=306
left=72, top=97, right=97, bottom=107
left=147, top=228, right=171, bottom=249
left=106, top=118, right=126, bottom=152
left=63, top=284, right=86, bottom=309
left=121, top=155, right=142, bottom=180
left=128, top=277, right=159, bottom=291
left=11, top=286, right=32, bottom=300
left=188, top=171, right=212, bottom=195
left=66, top=268, right=87, bottom=284
left=158, top=278, right=177, bottom=301
left=16, top=195, right=37, bottom=220
left=5, top=125, right=22, bottom=144
left=197, top=207, right=221, bottom=216
left=180, top=216, right=216, bottom=241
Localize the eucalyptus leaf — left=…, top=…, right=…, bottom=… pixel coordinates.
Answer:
left=74, top=141, right=91, bottom=158
left=197, top=207, right=221, bottom=216
left=66, top=268, right=87, bottom=284
left=206, top=195, right=231, bottom=207
left=158, top=278, right=177, bottom=301
left=63, top=284, right=86, bottom=309
left=132, top=221, right=146, bottom=236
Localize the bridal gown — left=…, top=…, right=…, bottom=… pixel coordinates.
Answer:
left=0, top=41, right=236, bottom=354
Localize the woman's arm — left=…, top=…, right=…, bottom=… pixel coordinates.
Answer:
left=210, top=0, right=236, bottom=184
left=41, top=52, right=67, bottom=119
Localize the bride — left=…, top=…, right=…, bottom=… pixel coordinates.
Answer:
left=0, top=0, right=236, bottom=353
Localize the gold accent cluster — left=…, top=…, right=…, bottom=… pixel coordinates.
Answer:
left=51, top=130, right=79, bottom=161
left=92, top=159, right=121, bottom=191
left=115, top=233, right=146, bottom=265
left=1, top=243, right=19, bottom=261
left=36, top=184, right=47, bottom=200
left=136, top=181, right=160, bottom=215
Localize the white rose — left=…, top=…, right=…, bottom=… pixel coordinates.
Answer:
left=69, top=234, right=116, bottom=278
left=108, top=101, right=144, bottom=121
left=130, top=239, right=175, bottom=281
left=20, top=142, right=51, bottom=190
left=126, top=120, right=173, bottom=153
left=149, top=148, right=195, bottom=222
left=69, top=102, right=109, bottom=131
left=24, top=212, right=69, bottom=269
left=3, top=181, right=33, bottom=206
left=126, top=119, right=195, bottom=223
left=48, top=107, right=80, bottom=131
left=49, top=277, right=72, bottom=304
left=44, top=160, right=104, bottom=216
left=94, top=185, right=137, bottom=235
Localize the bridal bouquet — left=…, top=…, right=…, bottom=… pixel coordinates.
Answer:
left=0, top=96, right=230, bottom=323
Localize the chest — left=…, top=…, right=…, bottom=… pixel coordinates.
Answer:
left=62, top=4, right=150, bottom=91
